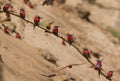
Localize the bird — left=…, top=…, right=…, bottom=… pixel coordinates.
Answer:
left=56, top=63, right=85, bottom=72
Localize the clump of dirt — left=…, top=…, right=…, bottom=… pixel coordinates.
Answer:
left=41, top=51, right=58, bottom=66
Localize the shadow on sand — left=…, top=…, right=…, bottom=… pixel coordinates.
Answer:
left=0, top=62, right=4, bottom=81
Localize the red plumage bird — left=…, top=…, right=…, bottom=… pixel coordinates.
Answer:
left=106, top=71, right=113, bottom=81
left=19, top=8, right=25, bottom=19
left=90, top=60, right=105, bottom=78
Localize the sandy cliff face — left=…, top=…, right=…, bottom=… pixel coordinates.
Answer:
left=0, top=0, right=120, bottom=81
left=66, top=0, right=120, bottom=30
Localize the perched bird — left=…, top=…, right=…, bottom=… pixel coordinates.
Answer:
left=33, top=15, right=42, bottom=29
left=16, top=32, right=21, bottom=39
left=44, top=22, right=54, bottom=32
left=67, top=34, right=74, bottom=45
left=62, top=39, right=66, bottom=46
left=90, top=60, right=104, bottom=78
left=19, top=8, right=25, bottom=19
left=106, top=71, right=113, bottom=81
left=2, top=24, right=10, bottom=35
left=52, top=26, right=59, bottom=36
left=3, top=3, right=13, bottom=12
left=82, top=48, right=91, bottom=59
